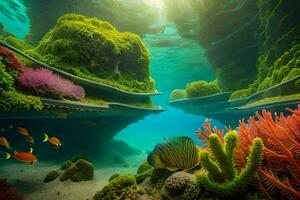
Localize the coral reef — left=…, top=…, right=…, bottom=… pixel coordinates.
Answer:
left=60, top=159, right=94, bottom=182
left=43, top=170, right=60, bottom=183
left=196, top=130, right=263, bottom=197
left=0, top=179, right=23, bottom=200
left=93, top=175, right=137, bottom=200
left=34, top=13, right=154, bottom=93
left=236, top=106, right=300, bottom=199
left=18, top=68, right=85, bottom=100
left=164, top=172, right=192, bottom=193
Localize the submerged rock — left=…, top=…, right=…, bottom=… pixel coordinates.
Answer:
left=93, top=175, right=137, bottom=200
left=43, top=170, right=60, bottom=183
left=59, top=159, right=94, bottom=182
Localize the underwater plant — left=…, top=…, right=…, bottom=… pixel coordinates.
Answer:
left=0, top=46, right=24, bottom=72
left=33, top=13, right=154, bottom=93
left=236, top=106, right=300, bottom=199
left=186, top=81, right=221, bottom=98
left=170, top=89, right=186, bottom=101
left=196, top=130, right=263, bottom=197
left=0, top=179, right=23, bottom=200
left=195, top=119, right=225, bottom=145
left=147, top=136, right=199, bottom=170
left=18, top=68, right=85, bottom=100
left=93, top=175, right=137, bottom=200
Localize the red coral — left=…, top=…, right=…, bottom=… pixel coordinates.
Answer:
left=195, top=119, right=225, bottom=145
left=0, top=46, right=24, bottom=72
left=0, top=179, right=23, bottom=200
left=237, top=105, right=300, bottom=199
left=18, top=68, right=85, bottom=100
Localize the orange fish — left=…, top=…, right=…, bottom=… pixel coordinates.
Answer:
left=5, top=148, right=37, bottom=164
left=18, top=127, right=29, bottom=136
left=43, top=133, right=62, bottom=149
left=24, top=135, right=34, bottom=144
left=0, top=137, right=10, bottom=149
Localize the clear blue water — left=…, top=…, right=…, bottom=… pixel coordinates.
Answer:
left=115, top=26, right=224, bottom=150
left=1, top=0, right=225, bottom=152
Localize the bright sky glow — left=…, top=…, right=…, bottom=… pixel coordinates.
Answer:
left=145, top=0, right=164, bottom=10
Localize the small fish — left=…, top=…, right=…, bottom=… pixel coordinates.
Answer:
left=43, top=133, right=61, bottom=149
left=5, top=148, right=37, bottom=164
left=0, top=128, right=4, bottom=132
left=24, top=135, right=34, bottom=144
left=57, top=112, right=68, bottom=119
left=147, top=136, right=199, bottom=170
left=9, top=124, right=14, bottom=129
left=18, top=127, right=29, bottom=136
left=0, top=137, right=11, bottom=149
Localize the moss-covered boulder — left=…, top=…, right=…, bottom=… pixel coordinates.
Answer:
left=186, top=81, right=220, bottom=98
left=43, top=170, right=60, bottom=183
left=170, top=89, right=187, bottom=101
left=60, top=160, right=72, bottom=170
left=34, top=13, right=154, bottom=93
left=93, top=175, right=137, bottom=200
left=59, top=159, right=94, bottom=182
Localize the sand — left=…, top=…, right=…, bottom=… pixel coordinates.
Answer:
left=0, top=154, right=147, bottom=200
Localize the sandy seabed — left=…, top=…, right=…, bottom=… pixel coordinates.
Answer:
left=0, top=157, right=145, bottom=200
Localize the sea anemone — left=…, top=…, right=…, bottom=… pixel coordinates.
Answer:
left=18, top=68, right=85, bottom=100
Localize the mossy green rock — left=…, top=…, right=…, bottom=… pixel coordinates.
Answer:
left=60, top=160, right=72, bottom=170
left=108, top=173, right=120, bottom=182
left=35, top=13, right=154, bottom=93
left=186, top=81, right=220, bottom=98
left=43, top=170, right=60, bottom=183
left=137, top=161, right=153, bottom=174
left=59, top=159, right=94, bottom=182
left=170, top=89, right=186, bottom=101
left=93, top=175, right=137, bottom=200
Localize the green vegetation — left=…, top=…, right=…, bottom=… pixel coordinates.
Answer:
left=196, top=131, right=263, bottom=197
left=0, top=90, right=43, bottom=112
left=34, top=13, right=154, bottom=93
left=4, top=36, right=32, bottom=51
left=170, top=89, right=186, bottom=101
left=186, top=81, right=220, bottom=98
left=93, top=175, right=137, bottom=200
left=0, top=63, right=14, bottom=90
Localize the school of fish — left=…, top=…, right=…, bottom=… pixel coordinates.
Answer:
left=0, top=126, right=62, bottom=164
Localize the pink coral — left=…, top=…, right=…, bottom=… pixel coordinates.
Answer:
left=18, top=68, right=85, bottom=100
left=0, top=46, right=24, bottom=72
left=0, top=179, right=23, bottom=200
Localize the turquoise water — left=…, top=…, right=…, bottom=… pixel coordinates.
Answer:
left=0, top=0, right=29, bottom=38
left=115, top=26, right=224, bottom=150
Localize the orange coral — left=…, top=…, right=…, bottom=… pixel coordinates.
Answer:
left=195, top=119, right=225, bottom=145
left=237, top=105, right=300, bottom=199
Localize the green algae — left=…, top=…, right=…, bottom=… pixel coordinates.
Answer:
left=33, top=14, right=154, bottom=93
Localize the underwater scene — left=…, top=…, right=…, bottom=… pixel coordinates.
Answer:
left=0, top=0, right=299, bottom=199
